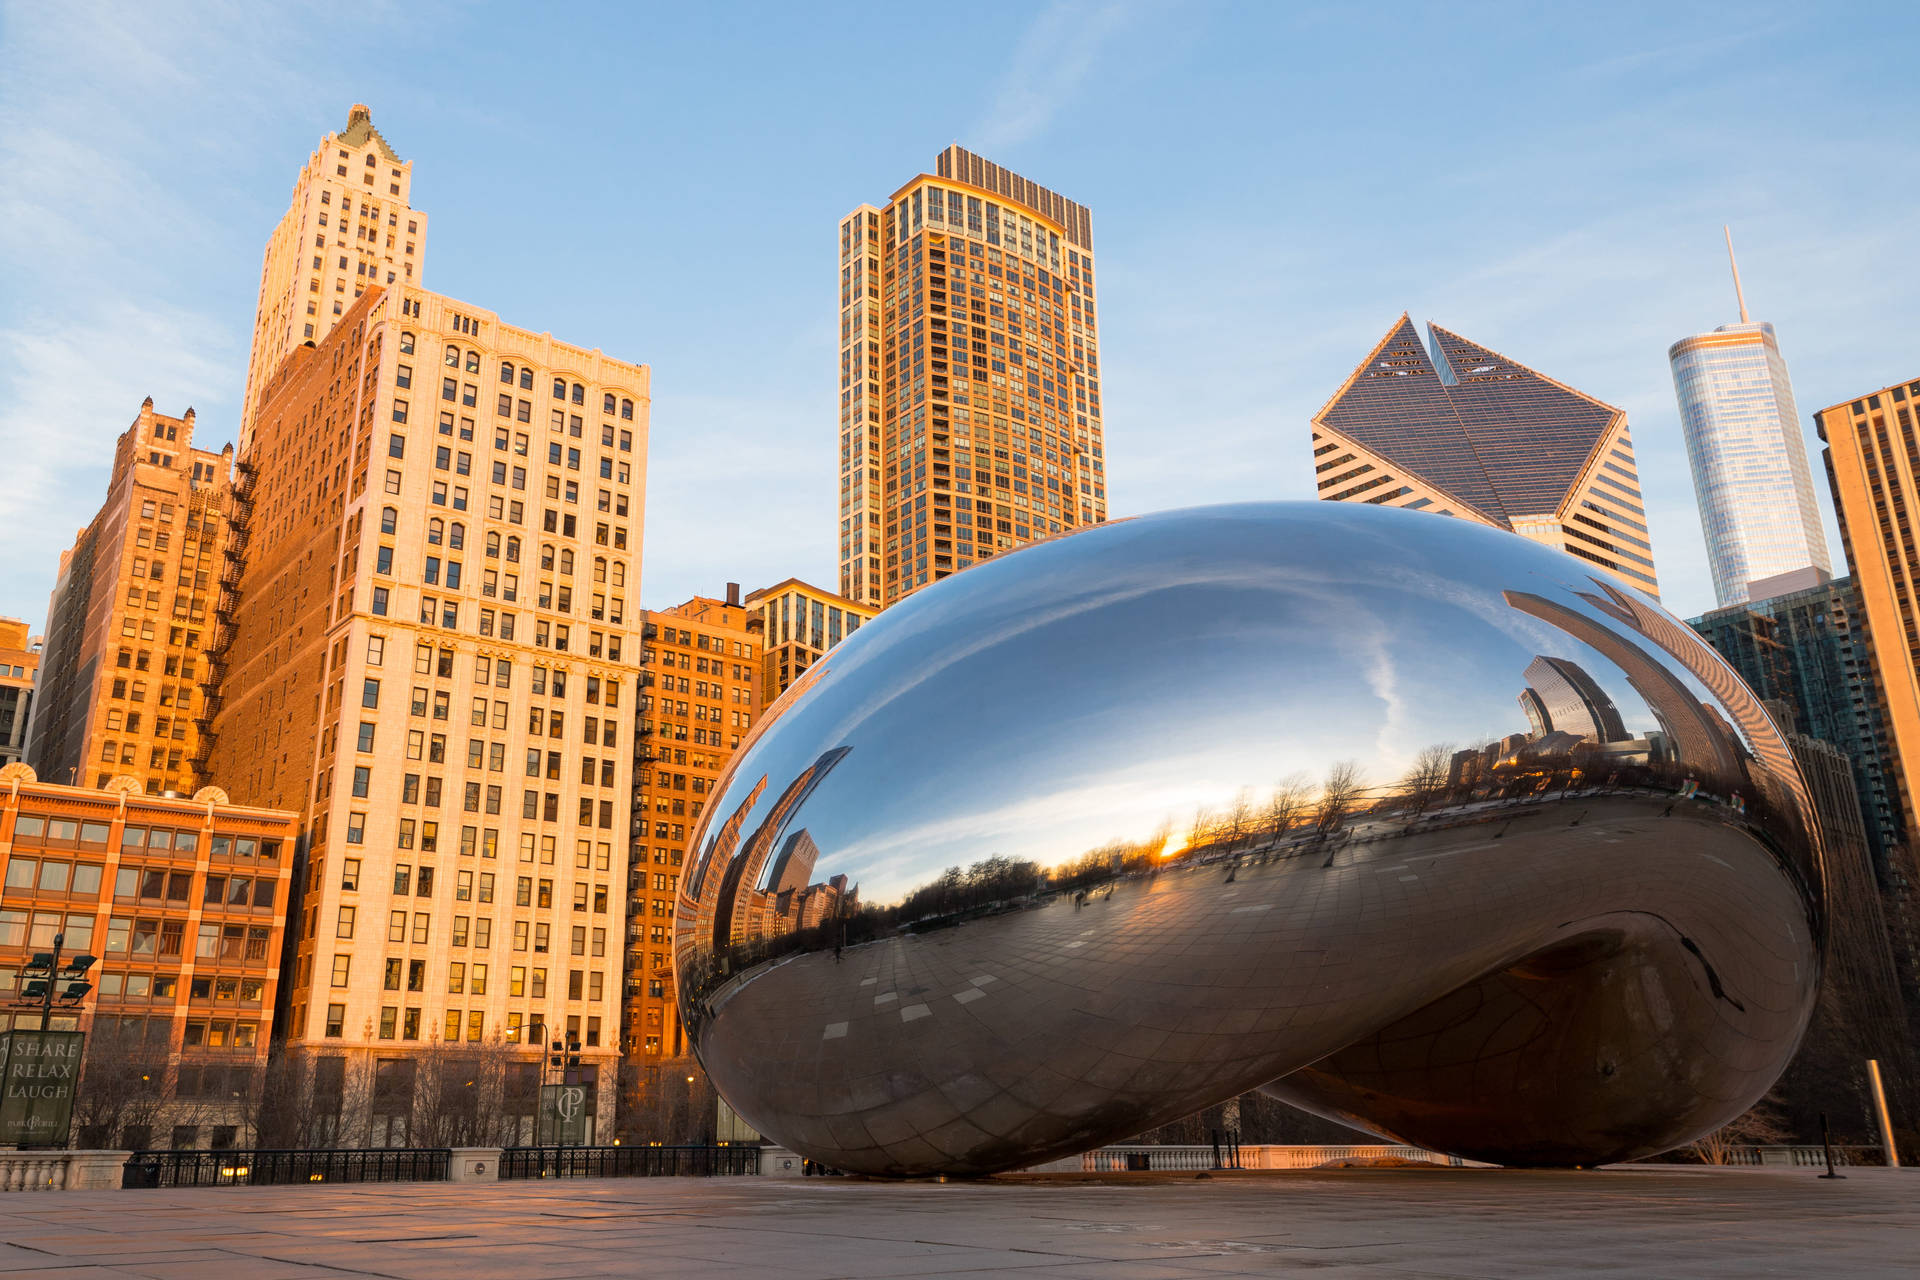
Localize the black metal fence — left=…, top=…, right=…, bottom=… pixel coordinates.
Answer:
left=498, top=1144, right=759, bottom=1179
left=121, top=1147, right=452, bottom=1188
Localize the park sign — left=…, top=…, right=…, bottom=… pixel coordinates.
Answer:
left=537, top=1082, right=588, bottom=1145
left=0, top=1029, right=84, bottom=1148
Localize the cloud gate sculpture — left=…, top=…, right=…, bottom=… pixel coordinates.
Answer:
left=675, top=503, right=1823, bottom=1176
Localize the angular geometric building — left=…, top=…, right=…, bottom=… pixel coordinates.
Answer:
left=1314, top=316, right=1659, bottom=598
left=1668, top=231, right=1831, bottom=608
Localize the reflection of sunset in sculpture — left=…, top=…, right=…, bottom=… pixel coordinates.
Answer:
left=675, top=503, right=1824, bottom=1178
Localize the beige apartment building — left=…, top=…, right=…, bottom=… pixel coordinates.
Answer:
left=205, top=275, right=649, bottom=1136
left=838, top=146, right=1109, bottom=610
left=743, top=578, right=872, bottom=700
left=1816, top=378, right=1920, bottom=1014
left=0, top=620, right=38, bottom=767
left=1818, top=378, right=1920, bottom=830
left=240, top=104, right=425, bottom=446
left=0, top=765, right=297, bottom=1149
left=27, top=400, right=233, bottom=795
left=627, top=593, right=760, bottom=1060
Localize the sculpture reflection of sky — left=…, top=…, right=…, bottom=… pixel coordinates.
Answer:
left=693, top=504, right=1742, bottom=906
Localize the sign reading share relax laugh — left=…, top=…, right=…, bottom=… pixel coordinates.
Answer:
left=0, top=1030, right=84, bottom=1148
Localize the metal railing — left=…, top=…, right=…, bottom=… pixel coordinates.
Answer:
left=121, top=1147, right=452, bottom=1188
left=1708, top=1145, right=1885, bottom=1168
left=498, top=1144, right=759, bottom=1180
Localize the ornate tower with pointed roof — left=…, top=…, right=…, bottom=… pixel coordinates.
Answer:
left=238, top=104, right=428, bottom=449
left=1312, top=316, right=1660, bottom=598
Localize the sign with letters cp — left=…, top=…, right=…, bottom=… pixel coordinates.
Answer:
left=0, top=1030, right=85, bottom=1148
left=538, top=1082, right=588, bottom=1145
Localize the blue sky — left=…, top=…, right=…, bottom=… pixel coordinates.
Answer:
left=2, top=1, right=1915, bottom=626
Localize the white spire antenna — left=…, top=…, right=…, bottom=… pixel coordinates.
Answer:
left=1724, top=225, right=1751, bottom=324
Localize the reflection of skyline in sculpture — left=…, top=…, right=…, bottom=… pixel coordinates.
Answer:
left=1504, top=590, right=1744, bottom=778
left=674, top=503, right=1822, bottom=1178
left=712, top=746, right=851, bottom=950
left=1520, top=655, right=1628, bottom=743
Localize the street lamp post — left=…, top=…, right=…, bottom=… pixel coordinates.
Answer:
left=13, top=932, right=96, bottom=1025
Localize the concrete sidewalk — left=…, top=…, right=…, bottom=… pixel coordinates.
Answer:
left=0, top=1165, right=1913, bottom=1278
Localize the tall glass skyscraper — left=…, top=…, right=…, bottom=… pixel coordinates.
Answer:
left=1668, top=230, right=1831, bottom=608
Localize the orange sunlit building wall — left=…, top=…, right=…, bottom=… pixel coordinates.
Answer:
left=27, top=400, right=233, bottom=795
left=628, top=592, right=760, bottom=1060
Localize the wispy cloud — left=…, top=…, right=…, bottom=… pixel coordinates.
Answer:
left=0, top=305, right=239, bottom=618
left=969, top=1, right=1138, bottom=152
left=0, top=0, right=326, bottom=622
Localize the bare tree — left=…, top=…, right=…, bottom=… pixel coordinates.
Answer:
left=1218, top=790, right=1254, bottom=855
left=1690, top=1090, right=1790, bottom=1164
left=71, top=1025, right=169, bottom=1148
left=1396, top=744, right=1455, bottom=816
left=1187, top=803, right=1219, bottom=855
left=410, top=1033, right=516, bottom=1148
left=1262, top=773, right=1313, bottom=848
left=1314, top=761, right=1365, bottom=837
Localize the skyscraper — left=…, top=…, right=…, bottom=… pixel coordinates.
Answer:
left=1690, top=576, right=1902, bottom=872
left=1816, top=379, right=1920, bottom=833
left=1815, top=381, right=1920, bottom=1029
left=206, top=280, right=647, bottom=1138
left=623, top=592, right=760, bottom=1139
left=1314, top=316, right=1659, bottom=598
left=837, top=146, right=1108, bottom=610
left=1668, top=230, right=1831, bottom=607
left=239, top=104, right=426, bottom=444
left=26, top=399, right=232, bottom=794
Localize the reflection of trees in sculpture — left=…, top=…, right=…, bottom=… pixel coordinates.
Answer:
left=1263, top=774, right=1313, bottom=843
left=1395, top=744, right=1455, bottom=815
left=1314, top=761, right=1365, bottom=836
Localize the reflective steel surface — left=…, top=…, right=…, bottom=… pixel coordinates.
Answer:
left=675, top=503, right=1823, bottom=1176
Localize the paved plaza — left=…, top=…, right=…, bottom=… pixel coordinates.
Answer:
left=0, top=1165, right=1915, bottom=1278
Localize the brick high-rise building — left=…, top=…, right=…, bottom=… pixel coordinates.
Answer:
left=204, top=275, right=648, bottom=1140
left=240, top=104, right=425, bottom=447
left=627, top=593, right=760, bottom=1064
left=838, top=146, right=1109, bottom=610
left=0, top=620, right=39, bottom=767
left=27, top=400, right=233, bottom=795
left=743, top=578, right=872, bottom=700
left=619, top=592, right=758, bottom=1144
left=1314, top=316, right=1660, bottom=599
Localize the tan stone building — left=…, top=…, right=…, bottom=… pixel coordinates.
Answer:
left=838, top=146, right=1109, bottom=610
left=0, top=764, right=296, bottom=1149
left=628, top=592, right=760, bottom=1062
left=203, top=276, right=648, bottom=1140
left=742, top=578, right=872, bottom=700
left=27, top=400, right=233, bottom=795
left=240, top=103, right=425, bottom=446
left=0, top=620, right=39, bottom=767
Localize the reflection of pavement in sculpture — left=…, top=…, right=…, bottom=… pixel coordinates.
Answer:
left=702, top=797, right=1809, bottom=1174
left=677, top=503, right=1822, bottom=1178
